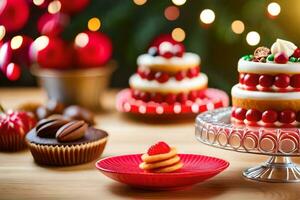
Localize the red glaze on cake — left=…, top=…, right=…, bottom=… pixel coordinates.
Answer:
left=231, top=39, right=300, bottom=127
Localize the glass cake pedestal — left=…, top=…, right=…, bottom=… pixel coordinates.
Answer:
left=195, top=107, right=300, bottom=183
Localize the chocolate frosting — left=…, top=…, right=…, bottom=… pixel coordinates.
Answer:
left=26, top=127, right=108, bottom=146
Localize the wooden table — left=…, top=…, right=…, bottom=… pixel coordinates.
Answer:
left=0, top=88, right=300, bottom=200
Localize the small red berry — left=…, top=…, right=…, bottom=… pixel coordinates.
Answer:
left=175, top=71, right=185, bottom=81
left=177, top=93, right=188, bottom=103
left=246, top=109, right=262, bottom=122
left=144, top=70, right=155, bottom=81
left=165, top=93, right=177, bottom=104
left=290, top=75, right=300, bottom=88
left=234, top=108, right=247, bottom=120
left=188, top=91, right=198, bottom=101
left=155, top=72, right=169, bottom=83
left=151, top=93, right=164, bottom=103
left=243, top=74, right=259, bottom=87
left=187, top=67, right=199, bottom=78
left=274, top=74, right=290, bottom=88
left=259, top=75, right=274, bottom=88
left=262, top=110, right=278, bottom=123
left=274, top=53, right=289, bottom=64
left=161, top=51, right=173, bottom=59
left=147, top=141, right=171, bottom=155
left=140, top=92, right=150, bottom=102
left=132, top=90, right=140, bottom=99
left=293, top=48, right=300, bottom=58
left=137, top=69, right=146, bottom=79
left=239, top=73, right=245, bottom=84
left=279, top=110, right=296, bottom=123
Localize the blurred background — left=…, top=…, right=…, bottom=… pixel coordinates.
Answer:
left=0, top=0, right=299, bottom=94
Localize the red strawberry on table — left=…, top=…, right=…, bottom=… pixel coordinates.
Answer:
left=147, top=141, right=171, bottom=155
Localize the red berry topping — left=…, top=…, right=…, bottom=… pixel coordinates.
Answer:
left=188, top=91, right=198, bottom=101
left=177, top=93, right=188, bottom=103
left=239, top=73, right=245, bottom=84
left=151, top=93, right=164, bottom=103
left=274, top=52, right=289, bottom=64
left=175, top=71, right=185, bottom=81
left=165, top=93, right=177, bottom=104
left=259, top=75, right=274, bottom=88
left=137, top=69, right=146, bottom=79
left=187, top=67, right=199, bottom=78
left=293, top=48, right=300, bottom=58
left=155, top=72, right=169, bottom=83
left=161, top=51, right=173, bottom=59
left=147, top=141, right=171, bottom=155
left=246, top=109, right=262, bottom=122
left=243, top=74, right=259, bottom=87
left=144, top=70, right=155, bottom=81
left=290, top=75, right=300, bottom=88
left=262, top=110, right=278, bottom=123
left=274, top=74, right=290, bottom=88
left=279, top=110, right=296, bottom=123
left=140, top=92, right=150, bottom=102
left=132, top=90, right=140, bottom=99
left=234, top=108, right=247, bottom=120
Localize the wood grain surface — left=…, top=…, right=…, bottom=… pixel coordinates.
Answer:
left=0, top=88, right=300, bottom=200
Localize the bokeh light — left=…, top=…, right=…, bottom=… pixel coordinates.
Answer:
left=172, top=0, right=186, bottom=6
left=133, top=0, right=147, bottom=6
left=199, top=9, right=215, bottom=24
left=34, top=36, right=49, bottom=51
left=267, top=2, right=281, bottom=17
left=231, top=20, right=245, bottom=34
left=0, top=26, right=5, bottom=41
left=246, top=31, right=260, bottom=46
left=172, top=28, right=185, bottom=42
left=75, top=32, right=89, bottom=48
left=48, top=0, right=61, bottom=14
left=88, top=17, right=101, bottom=31
left=11, top=36, right=23, bottom=50
left=164, top=6, right=180, bottom=21
left=33, top=0, right=45, bottom=6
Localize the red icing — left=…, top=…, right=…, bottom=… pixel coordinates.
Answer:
left=147, top=141, right=171, bottom=155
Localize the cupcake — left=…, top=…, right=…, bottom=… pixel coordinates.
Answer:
left=139, top=141, right=183, bottom=173
left=26, top=118, right=108, bottom=166
left=0, top=110, right=36, bottom=151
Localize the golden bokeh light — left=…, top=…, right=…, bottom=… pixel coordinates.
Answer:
left=164, top=6, right=180, bottom=21
left=11, top=36, right=23, bottom=50
left=246, top=31, right=260, bottom=46
left=34, top=36, right=50, bottom=51
left=33, top=0, right=45, bottom=6
left=267, top=2, right=281, bottom=17
left=75, top=32, right=89, bottom=48
left=133, top=0, right=147, bottom=6
left=231, top=20, right=245, bottom=34
left=88, top=17, right=101, bottom=32
left=48, top=0, right=61, bottom=14
left=199, top=9, right=215, bottom=24
left=0, top=25, right=6, bottom=41
left=172, top=28, right=186, bottom=42
left=172, top=0, right=186, bottom=6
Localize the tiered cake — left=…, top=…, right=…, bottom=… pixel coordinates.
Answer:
left=129, top=38, right=208, bottom=105
left=231, top=39, right=300, bottom=127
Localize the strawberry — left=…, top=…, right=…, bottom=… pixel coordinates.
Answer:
left=147, top=141, right=171, bottom=155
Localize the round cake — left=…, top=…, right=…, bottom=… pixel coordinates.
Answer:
left=231, top=39, right=300, bottom=127
left=129, top=37, right=207, bottom=104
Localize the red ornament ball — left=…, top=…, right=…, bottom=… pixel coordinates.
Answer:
left=274, top=74, right=290, bottom=88
left=279, top=110, right=296, bottom=124
left=0, top=0, right=29, bottom=32
left=259, top=74, right=274, bottom=88
left=37, top=13, right=69, bottom=37
left=243, top=74, right=259, bottom=87
left=234, top=108, right=247, bottom=120
left=262, top=110, right=278, bottom=123
left=274, top=52, right=288, bottom=64
left=74, top=31, right=112, bottom=68
left=246, top=109, right=261, bottom=122
left=6, top=62, right=21, bottom=81
left=30, top=36, right=72, bottom=69
left=60, top=0, right=90, bottom=14
left=290, top=75, right=300, bottom=88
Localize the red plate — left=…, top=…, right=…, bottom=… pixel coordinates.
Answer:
left=116, top=88, right=229, bottom=116
left=95, top=154, right=229, bottom=190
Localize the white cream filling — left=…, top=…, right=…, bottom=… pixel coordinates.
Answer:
left=238, top=59, right=300, bottom=74
left=231, top=84, right=300, bottom=100
left=137, top=53, right=200, bottom=68
left=129, top=73, right=208, bottom=93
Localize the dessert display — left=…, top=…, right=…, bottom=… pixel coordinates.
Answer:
left=231, top=39, right=300, bottom=127
left=0, top=106, right=36, bottom=151
left=26, top=118, right=108, bottom=166
left=116, top=35, right=229, bottom=116
left=139, top=141, right=183, bottom=173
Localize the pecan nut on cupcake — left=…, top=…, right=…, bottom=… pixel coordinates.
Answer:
left=26, top=118, right=108, bottom=166
left=139, top=141, right=183, bottom=173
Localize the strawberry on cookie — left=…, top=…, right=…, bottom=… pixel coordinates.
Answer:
left=139, top=141, right=183, bottom=173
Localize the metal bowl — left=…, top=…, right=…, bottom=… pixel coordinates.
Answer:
left=31, top=61, right=116, bottom=110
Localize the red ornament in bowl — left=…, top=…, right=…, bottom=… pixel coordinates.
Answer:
left=37, top=13, right=70, bottom=37
left=74, top=31, right=112, bottom=68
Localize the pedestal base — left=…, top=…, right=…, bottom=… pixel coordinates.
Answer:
left=243, top=156, right=300, bottom=183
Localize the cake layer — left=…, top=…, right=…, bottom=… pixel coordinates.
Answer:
left=129, top=73, right=208, bottom=94
left=238, top=59, right=300, bottom=75
left=137, top=53, right=200, bottom=73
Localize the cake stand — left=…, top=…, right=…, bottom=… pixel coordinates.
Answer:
left=195, top=107, right=300, bottom=183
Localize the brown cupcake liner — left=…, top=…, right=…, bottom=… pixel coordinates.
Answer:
left=0, top=134, right=27, bottom=152
left=27, top=138, right=107, bottom=166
